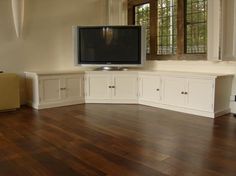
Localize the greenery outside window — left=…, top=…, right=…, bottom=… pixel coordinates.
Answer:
left=135, top=3, right=150, bottom=53
left=185, top=0, right=207, bottom=54
left=157, top=0, right=177, bottom=55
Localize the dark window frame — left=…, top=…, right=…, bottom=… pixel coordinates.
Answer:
left=128, top=0, right=207, bottom=60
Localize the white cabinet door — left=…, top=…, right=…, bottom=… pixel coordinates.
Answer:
left=187, top=79, right=214, bottom=111
left=86, top=74, right=111, bottom=100
left=64, top=74, right=84, bottom=101
left=39, top=76, right=63, bottom=103
left=112, top=74, right=138, bottom=100
left=139, top=75, right=162, bottom=102
left=163, top=77, right=187, bottom=107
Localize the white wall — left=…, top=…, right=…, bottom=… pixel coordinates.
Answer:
left=0, top=0, right=108, bottom=72
left=222, top=0, right=236, bottom=60
left=0, top=0, right=108, bottom=102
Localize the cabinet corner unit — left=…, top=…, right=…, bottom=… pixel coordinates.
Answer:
left=25, top=72, right=85, bottom=109
left=25, top=70, right=233, bottom=118
left=84, top=71, right=139, bottom=104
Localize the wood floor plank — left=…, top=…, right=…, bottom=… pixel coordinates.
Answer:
left=0, top=104, right=235, bottom=176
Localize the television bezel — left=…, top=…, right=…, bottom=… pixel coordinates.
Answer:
left=73, top=25, right=146, bottom=67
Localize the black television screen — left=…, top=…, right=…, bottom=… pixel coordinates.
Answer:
left=74, top=26, right=145, bottom=66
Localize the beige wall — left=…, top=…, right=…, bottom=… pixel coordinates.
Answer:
left=0, top=0, right=108, bottom=72
left=0, top=0, right=108, bottom=102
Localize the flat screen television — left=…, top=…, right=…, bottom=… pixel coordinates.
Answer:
left=73, top=26, right=146, bottom=68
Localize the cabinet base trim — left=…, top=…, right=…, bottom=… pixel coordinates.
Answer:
left=139, top=100, right=216, bottom=118
left=28, top=100, right=85, bottom=110
left=85, top=99, right=138, bottom=104
left=27, top=99, right=230, bottom=118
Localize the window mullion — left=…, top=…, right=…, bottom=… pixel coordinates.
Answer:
left=177, top=0, right=185, bottom=58
left=149, top=0, right=157, bottom=58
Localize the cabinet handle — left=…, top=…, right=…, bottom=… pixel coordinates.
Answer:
left=60, top=87, right=66, bottom=90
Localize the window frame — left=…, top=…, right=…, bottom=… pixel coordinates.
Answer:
left=128, top=0, right=207, bottom=60
left=134, top=3, right=151, bottom=54
left=184, top=0, right=208, bottom=54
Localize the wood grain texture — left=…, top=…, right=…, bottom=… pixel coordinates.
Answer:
left=0, top=104, right=235, bottom=176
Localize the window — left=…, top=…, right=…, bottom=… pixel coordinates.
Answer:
left=135, top=3, right=150, bottom=53
left=185, top=0, right=207, bottom=54
left=157, top=0, right=177, bottom=54
left=128, top=0, right=208, bottom=60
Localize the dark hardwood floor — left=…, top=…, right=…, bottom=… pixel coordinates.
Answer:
left=0, top=104, right=236, bottom=176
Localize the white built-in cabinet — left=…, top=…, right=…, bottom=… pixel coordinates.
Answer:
left=85, top=73, right=111, bottom=100
left=138, top=71, right=233, bottom=118
left=39, top=75, right=63, bottom=104
left=187, top=78, right=214, bottom=112
left=25, top=71, right=233, bottom=118
left=162, top=77, right=214, bottom=112
left=25, top=72, right=84, bottom=109
left=139, top=74, right=162, bottom=103
left=85, top=71, right=138, bottom=103
left=163, top=77, right=187, bottom=107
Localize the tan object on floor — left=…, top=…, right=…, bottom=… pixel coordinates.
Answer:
left=0, top=73, right=20, bottom=111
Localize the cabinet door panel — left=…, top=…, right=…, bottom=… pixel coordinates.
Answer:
left=87, top=74, right=111, bottom=99
left=140, top=75, right=161, bottom=102
left=40, top=77, right=63, bottom=103
left=163, top=77, right=187, bottom=107
left=188, top=79, right=214, bottom=111
left=113, top=75, right=138, bottom=100
left=64, top=75, right=84, bottom=101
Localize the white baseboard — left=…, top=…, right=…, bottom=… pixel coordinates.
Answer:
left=28, top=99, right=85, bottom=110
left=215, top=109, right=231, bottom=117
left=85, top=99, right=138, bottom=104
left=139, top=100, right=216, bottom=118
left=27, top=98, right=230, bottom=118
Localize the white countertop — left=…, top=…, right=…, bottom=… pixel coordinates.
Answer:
left=25, top=69, right=234, bottom=78
left=25, top=70, right=85, bottom=75
left=138, top=70, right=234, bottom=77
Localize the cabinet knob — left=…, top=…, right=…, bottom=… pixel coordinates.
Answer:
left=109, top=86, right=112, bottom=88
left=181, top=92, right=184, bottom=94
left=60, top=87, right=66, bottom=90
left=112, top=86, right=115, bottom=88
left=184, top=92, right=188, bottom=95
left=156, top=89, right=160, bottom=91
